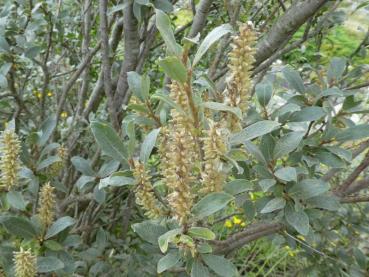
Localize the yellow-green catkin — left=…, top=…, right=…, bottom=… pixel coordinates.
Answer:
left=201, top=121, right=228, bottom=193
left=133, top=160, right=163, bottom=219
left=48, top=145, right=67, bottom=176
left=162, top=82, right=198, bottom=225
left=0, top=130, right=21, bottom=190
left=224, top=23, right=257, bottom=131
left=37, top=182, right=56, bottom=228
left=13, top=248, right=37, bottom=277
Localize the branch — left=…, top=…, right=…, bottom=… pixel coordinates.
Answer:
left=255, top=0, right=329, bottom=66
left=113, top=2, right=140, bottom=113
left=335, top=150, right=369, bottom=196
left=340, top=195, right=369, bottom=204
left=188, top=0, right=213, bottom=38
left=211, top=222, right=284, bottom=254
left=99, top=0, right=120, bottom=130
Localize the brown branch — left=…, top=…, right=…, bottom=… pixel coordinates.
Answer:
left=188, top=0, right=213, bottom=38
left=113, top=2, right=140, bottom=114
left=340, top=195, right=369, bottom=204
left=254, top=0, right=329, bottom=66
left=99, top=0, right=120, bottom=130
left=335, top=150, right=369, bottom=196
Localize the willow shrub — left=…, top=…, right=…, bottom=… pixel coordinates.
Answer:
left=1, top=7, right=369, bottom=277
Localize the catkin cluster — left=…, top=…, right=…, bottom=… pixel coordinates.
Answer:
left=38, top=182, right=56, bottom=228
left=13, top=248, right=37, bottom=277
left=200, top=121, right=228, bottom=194
left=133, top=160, right=163, bottom=219
left=0, top=130, right=21, bottom=190
left=224, top=23, right=257, bottom=130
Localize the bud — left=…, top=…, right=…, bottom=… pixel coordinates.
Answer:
left=38, top=182, right=56, bottom=228
left=0, top=130, right=21, bottom=190
left=47, top=145, right=67, bottom=177
left=13, top=248, right=37, bottom=277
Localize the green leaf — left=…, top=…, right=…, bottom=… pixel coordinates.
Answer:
left=231, top=120, right=280, bottom=145
left=223, top=179, right=253, bottom=195
left=71, top=156, right=95, bottom=176
left=202, top=254, right=238, bottom=277
left=0, top=36, right=10, bottom=52
left=244, top=141, right=267, bottom=165
left=259, top=179, right=276, bottom=192
left=131, top=221, right=167, bottom=244
left=158, top=229, right=182, bottom=253
left=2, top=216, right=38, bottom=239
left=37, top=155, right=61, bottom=171
left=6, top=191, right=26, bottom=210
left=193, top=24, right=232, bottom=67
left=140, top=128, right=160, bottom=164
left=191, top=260, right=210, bottom=277
left=98, top=173, right=134, bottom=189
left=289, top=107, right=326, bottom=122
left=188, top=227, right=216, bottom=240
left=90, top=121, right=128, bottom=163
left=157, top=252, right=181, bottom=273
left=306, top=195, right=340, bottom=211
left=315, top=150, right=346, bottom=168
left=158, top=56, right=187, bottom=83
left=274, top=167, right=297, bottom=182
left=261, top=197, right=286, bottom=214
left=202, top=102, right=242, bottom=119
left=192, top=192, right=234, bottom=219
left=256, top=82, right=273, bottom=106
left=45, top=216, right=76, bottom=239
left=273, top=131, right=304, bottom=159
left=127, top=71, right=150, bottom=101
left=285, top=205, right=309, bottom=236
left=44, top=240, right=64, bottom=251
left=155, top=9, right=182, bottom=55
left=37, top=256, right=64, bottom=273
left=38, top=116, right=57, bottom=147
left=282, top=66, right=305, bottom=93
left=289, top=179, right=329, bottom=200
left=327, top=57, right=346, bottom=82
left=152, top=92, right=185, bottom=114
left=336, top=124, right=369, bottom=142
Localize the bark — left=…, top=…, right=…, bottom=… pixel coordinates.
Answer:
left=99, top=0, right=120, bottom=130
left=113, top=3, right=140, bottom=113
left=188, top=0, right=213, bottom=38
left=255, top=0, right=329, bottom=66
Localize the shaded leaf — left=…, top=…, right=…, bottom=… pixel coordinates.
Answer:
left=231, top=120, right=280, bottom=145
left=45, top=216, right=76, bottom=239
left=261, top=198, right=286, bottom=213
left=140, top=128, right=161, bottom=164
left=192, top=192, right=234, bottom=219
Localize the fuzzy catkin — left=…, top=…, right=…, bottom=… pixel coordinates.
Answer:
left=13, top=248, right=37, bottom=277
left=163, top=82, right=198, bottom=225
left=47, top=145, right=67, bottom=176
left=38, top=182, right=56, bottom=228
left=0, top=130, right=21, bottom=190
left=224, top=23, right=257, bottom=131
left=133, top=161, right=163, bottom=219
left=200, top=121, right=228, bottom=193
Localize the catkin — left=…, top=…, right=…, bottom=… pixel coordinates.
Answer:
left=47, top=145, right=67, bottom=176
left=162, top=82, right=199, bottom=225
left=13, top=248, right=37, bottom=277
left=224, top=23, right=257, bottom=131
left=38, top=182, right=56, bottom=228
left=0, top=130, right=21, bottom=190
left=133, top=161, right=163, bottom=219
left=201, top=121, right=228, bottom=193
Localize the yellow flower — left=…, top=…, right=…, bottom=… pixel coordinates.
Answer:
left=249, top=192, right=255, bottom=201
left=47, top=91, right=53, bottom=97
left=240, top=222, right=246, bottom=227
left=36, top=92, right=42, bottom=99
left=224, top=220, right=233, bottom=228
left=232, top=216, right=242, bottom=225
left=60, top=112, right=68, bottom=119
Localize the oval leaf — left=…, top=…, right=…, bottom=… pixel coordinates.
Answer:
left=45, top=216, right=76, bottom=239
left=192, top=192, right=234, bottom=219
